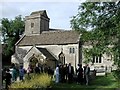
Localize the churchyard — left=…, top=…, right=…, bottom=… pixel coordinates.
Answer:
left=52, top=73, right=119, bottom=89
left=2, top=72, right=119, bottom=89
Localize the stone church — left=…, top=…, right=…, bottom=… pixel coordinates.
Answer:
left=12, top=10, right=115, bottom=72
left=11, top=10, right=81, bottom=70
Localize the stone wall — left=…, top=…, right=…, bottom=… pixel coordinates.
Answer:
left=82, top=44, right=115, bottom=72
left=36, top=44, right=79, bottom=69
left=25, top=11, right=49, bottom=36
left=25, top=17, right=41, bottom=35
left=16, top=43, right=80, bottom=70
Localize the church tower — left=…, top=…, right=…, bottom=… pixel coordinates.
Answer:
left=25, top=10, right=50, bottom=36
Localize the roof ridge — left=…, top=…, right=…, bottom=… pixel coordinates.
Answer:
left=30, top=10, right=46, bottom=15
left=42, top=30, right=76, bottom=33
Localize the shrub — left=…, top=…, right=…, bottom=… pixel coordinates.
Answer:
left=112, top=69, right=120, bottom=87
left=35, top=73, right=52, bottom=88
left=10, top=73, right=52, bottom=88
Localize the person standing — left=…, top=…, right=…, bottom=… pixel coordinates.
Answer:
left=44, top=64, right=48, bottom=73
left=64, top=64, right=68, bottom=82
left=60, top=65, right=64, bottom=83
left=55, top=65, right=59, bottom=83
left=48, top=67, right=54, bottom=77
left=84, top=64, right=90, bottom=85
left=19, top=66, right=25, bottom=81
left=34, top=63, right=40, bottom=74
left=27, top=65, right=32, bottom=79
left=76, top=64, right=83, bottom=85
left=67, top=63, right=74, bottom=83
left=12, top=67, right=17, bottom=82
left=2, top=68, right=6, bottom=85
left=5, top=69, right=12, bottom=89
left=63, top=64, right=68, bottom=82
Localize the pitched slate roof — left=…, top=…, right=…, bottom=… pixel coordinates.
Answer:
left=17, top=30, right=80, bottom=46
left=37, top=47, right=56, bottom=60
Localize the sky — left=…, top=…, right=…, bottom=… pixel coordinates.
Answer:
left=0, top=0, right=86, bottom=30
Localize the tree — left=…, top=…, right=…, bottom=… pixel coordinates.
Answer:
left=71, top=2, right=120, bottom=70
left=0, top=15, right=25, bottom=57
left=71, top=2, right=120, bottom=85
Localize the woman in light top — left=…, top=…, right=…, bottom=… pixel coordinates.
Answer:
left=55, top=65, right=59, bottom=83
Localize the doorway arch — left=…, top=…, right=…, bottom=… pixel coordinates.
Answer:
left=29, top=56, right=38, bottom=70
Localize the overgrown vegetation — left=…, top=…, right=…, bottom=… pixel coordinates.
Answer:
left=10, top=73, right=52, bottom=88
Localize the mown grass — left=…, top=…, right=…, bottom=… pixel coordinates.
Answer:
left=52, top=73, right=120, bottom=90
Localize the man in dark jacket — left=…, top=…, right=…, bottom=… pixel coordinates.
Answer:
left=34, top=63, right=40, bottom=74
left=5, top=69, right=12, bottom=89
left=76, top=64, right=83, bottom=85
left=67, top=63, right=74, bottom=83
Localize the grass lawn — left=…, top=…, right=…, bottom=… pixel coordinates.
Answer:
left=52, top=73, right=120, bottom=90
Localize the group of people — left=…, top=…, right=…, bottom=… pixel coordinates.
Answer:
left=2, top=62, right=94, bottom=89
left=26, top=63, right=54, bottom=76
left=54, top=63, right=91, bottom=85
left=2, top=64, right=25, bottom=89
left=2, top=63, right=54, bottom=89
left=55, top=63, right=74, bottom=83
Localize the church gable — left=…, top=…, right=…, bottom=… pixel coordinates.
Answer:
left=23, top=46, right=45, bottom=62
left=23, top=46, right=57, bottom=69
left=23, top=46, right=56, bottom=63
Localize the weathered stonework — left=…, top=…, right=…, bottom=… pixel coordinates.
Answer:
left=14, top=44, right=80, bottom=70
left=25, top=10, right=49, bottom=36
